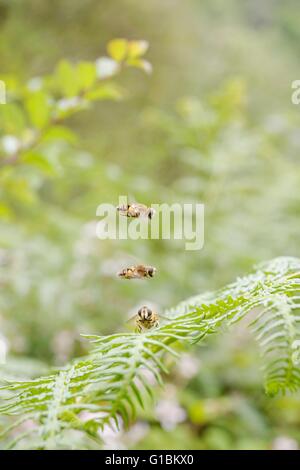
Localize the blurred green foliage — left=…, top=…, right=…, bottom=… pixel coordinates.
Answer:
left=0, top=0, right=300, bottom=450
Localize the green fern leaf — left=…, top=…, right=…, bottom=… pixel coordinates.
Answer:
left=1, top=257, right=299, bottom=448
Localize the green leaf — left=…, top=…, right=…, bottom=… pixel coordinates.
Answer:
left=0, top=104, right=26, bottom=134
left=22, top=151, right=58, bottom=175
left=0, top=202, right=13, bottom=220
left=107, top=38, right=128, bottom=62
left=25, top=91, right=51, bottom=129
left=2, top=257, right=300, bottom=448
left=77, top=62, right=97, bottom=90
left=127, top=40, right=149, bottom=59
left=42, top=125, right=78, bottom=144
left=85, top=84, right=123, bottom=101
left=55, top=60, right=79, bottom=97
left=126, top=58, right=152, bottom=74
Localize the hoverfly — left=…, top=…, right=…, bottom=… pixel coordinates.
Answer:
left=118, top=264, right=157, bottom=280
left=117, top=203, right=155, bottom=220
left=127, top=306, right=170, bottom=333
left=131, top=306, right=160, bottom=333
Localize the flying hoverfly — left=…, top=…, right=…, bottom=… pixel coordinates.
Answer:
left=118, top=264, right=157, bottom=280
left=117, top=203, right=155, bottom=220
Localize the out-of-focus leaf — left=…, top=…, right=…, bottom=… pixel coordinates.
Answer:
left=126, top=58, right=152, bottom=74
left=4, top=177, right=35, bottom=205
left=127, top=40, right=149, bottom=59
left=107, top=38, right=128, bottom=62
left=85, top=83, right=123, bottom=101
left=25, top=91, right=51, bottom=129
left=42, top=125, right=78, bottom=144
left=0, top=104, right=26, bottom=134
left=22, top=151, right=58, bottom=176
left=210, top=78, right=247, bottom=119
left=55, top=60, right=79, bottom=97
left=0, top=74, right=20, bottom=93
left=77, top=62, right=97, bottom=90
left=0, top=202, right=13, bottom=220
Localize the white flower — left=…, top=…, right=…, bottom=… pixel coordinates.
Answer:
left=155, top=398, right=186, bottom=431
left=176, top=353, right=200, bottom=379
left=57, top=96, right=81, bottom=111
left=125, top=422, right=149, bottom=446
left=2, top=135, right=19, bottom=155
left=27, top=77, right=43, bottom=91
left=96, top=57, right=120, bottom=79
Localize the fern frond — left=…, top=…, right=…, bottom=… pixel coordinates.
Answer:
left=1, top=257, right=300, bottom=448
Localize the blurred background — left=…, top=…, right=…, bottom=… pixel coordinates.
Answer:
left=0, top=0, right=300, bottom=449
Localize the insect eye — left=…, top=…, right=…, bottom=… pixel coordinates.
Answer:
left=147, top=308, right=152, bottom=316
left=138, top=308, right=142, bottom=316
